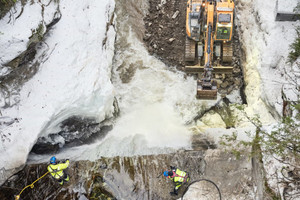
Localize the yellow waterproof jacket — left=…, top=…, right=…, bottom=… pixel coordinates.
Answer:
left=47, top=160, right=69, bottom=179
left=168, top=168, right=188, bottom=183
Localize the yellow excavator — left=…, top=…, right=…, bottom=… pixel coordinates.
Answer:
left=185, top=0, right=235, bottom=99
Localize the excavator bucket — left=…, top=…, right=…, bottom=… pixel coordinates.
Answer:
left=196, top=80, right=217, bottom=100
left=197, top=89, right=217, bottom=99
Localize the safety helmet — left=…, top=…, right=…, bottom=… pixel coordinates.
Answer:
left=50, top=156, right=56, bottom=164
left=163, top=171, right=169, bottom=177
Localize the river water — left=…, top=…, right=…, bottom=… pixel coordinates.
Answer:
left=27, top=0, right=219, bottom=163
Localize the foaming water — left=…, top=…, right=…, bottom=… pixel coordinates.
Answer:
left=29, top=0, right=216, bottom=163
left=77, top=0, right=215, bottom=158
left=46, top=0, right=277, bottom=162
left=106, top=103, right=191, bottom=148
left=77, top=0, right=221, bottom=159
left=112, top=0, right=216, bottom=121
left=78, top=103, right=192, bottom=159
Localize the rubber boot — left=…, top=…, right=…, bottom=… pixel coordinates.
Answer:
left=64, top=173, right=70, bottom=182
left=170, top=189, right=178, bottom=196
left=58, top=179, right=63, bottom=185
left=174, top=189, right=178, bottom=195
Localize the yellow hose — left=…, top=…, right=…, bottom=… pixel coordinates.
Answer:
left=15, top=171, right=50, bottom=200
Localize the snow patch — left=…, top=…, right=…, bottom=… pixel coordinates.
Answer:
left=0, top=0, right=116, bottom=185
left=277, top=0, right=299, bottom=14
left=0, top=1, right=58, bottom=65
left=238, top=0, right=300, bottom=118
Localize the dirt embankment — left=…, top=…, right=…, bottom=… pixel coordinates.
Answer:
left=143, top=0, right=186, bottom=68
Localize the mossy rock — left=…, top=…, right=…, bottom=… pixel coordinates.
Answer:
left=88, top=174, right=115, bottom=200
left=213, top=103, right=237, bottom=128
left=0, top=0, right=16, bottom=19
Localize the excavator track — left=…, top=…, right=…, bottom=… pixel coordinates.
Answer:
left=222, top=42, right=233, bottom=64
left=185, top=37, right=196, bottom=62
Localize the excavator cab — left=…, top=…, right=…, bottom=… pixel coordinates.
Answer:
left=216, top=24, right=231, bottom=40
left=215, top=0, right=234, bottom=42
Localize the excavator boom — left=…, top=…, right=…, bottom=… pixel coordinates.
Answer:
left=197, top=1, right=217, bottom=99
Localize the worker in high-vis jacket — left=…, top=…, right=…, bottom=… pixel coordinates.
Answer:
left=47, top=156, right=70, bottom=185
left=163, top=166, right=190, bottom=196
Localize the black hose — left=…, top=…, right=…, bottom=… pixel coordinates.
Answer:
left=181, top=179, right=222, bottom=200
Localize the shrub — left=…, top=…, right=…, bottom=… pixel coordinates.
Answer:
left=288, top=31, right=300, bottom=63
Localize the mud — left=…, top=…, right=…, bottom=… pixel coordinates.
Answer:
left=143, top=0, right=186, bottom=68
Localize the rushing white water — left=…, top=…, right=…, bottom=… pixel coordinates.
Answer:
left=76, top=0, right=228, bottom=159
left=32, top=0, right=215, bottom=161
left=27, top=0, right=225, bottom=164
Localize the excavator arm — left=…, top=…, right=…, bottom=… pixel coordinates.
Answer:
left=197, top=1, right=217, bottom=99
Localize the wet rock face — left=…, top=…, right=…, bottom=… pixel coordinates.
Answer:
left=31, top=116, right=113, bottom=154
left=0, top=1, right=17, bottom=19
left=191, top=134, right=217, bottom=150
left=31, top=142, right=60, bottom=154
left=0, top=148, right=254, bottom=200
